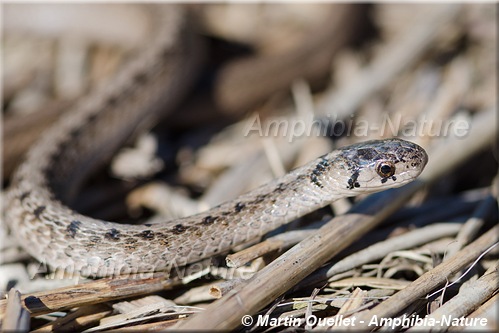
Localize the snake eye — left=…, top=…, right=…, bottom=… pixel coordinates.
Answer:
left=376, top=161, right=395, bottom=178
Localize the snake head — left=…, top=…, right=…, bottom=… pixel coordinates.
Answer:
left=327, top=138, right=428, bottom=195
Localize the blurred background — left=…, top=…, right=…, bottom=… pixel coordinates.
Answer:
left=1, top=3, right=497, bottom=331
left=3, top=4, right=496, bottom=217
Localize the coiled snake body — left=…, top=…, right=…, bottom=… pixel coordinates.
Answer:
left=4, top=6, right=428, bottom=277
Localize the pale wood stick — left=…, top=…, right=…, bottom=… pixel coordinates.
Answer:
left=176, top=107, right=496, bottom=330
left=327, top=277, right=411, bottom=291
left=405, top=261, right=499, bottom=332
left=449, top=294, right=498, bottom=332
left=418, top=108, right=496, bottom=182
left=322, top=288, right=366, bottom=331
left=104, top=318, right=177, bottom=331
left=298, top=223, right=462, bottom=288
left=174, top=283, right=218, bottom=304
left=317, top=4, right=461, bottom=117
left=31, top=304, right=112, bottom=333
left=226, top=230, right=316, bottom=268
left=176, top=186, right=423, bottom=331
left=350, top=226, right=498, bottom=330
left=445, top=195, right=496, bottom=258
left=0, top=272, right=178, bottom=319
left=209, top=278, right=245, bottom=299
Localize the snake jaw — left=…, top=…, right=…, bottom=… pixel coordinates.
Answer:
left=323, top=138, right=428, bottom=196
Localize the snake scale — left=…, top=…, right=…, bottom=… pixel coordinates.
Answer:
left=4, top=5, right=428, bottom=277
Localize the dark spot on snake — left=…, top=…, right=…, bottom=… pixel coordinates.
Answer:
left=144, top=224, right=152, bottom=227
left=201, top=215, right=218, bottom=225
left=138, top=230, right=155, bottom=239
left=158, top=239, right=169, bottom=246
left=346, top=171, right=360, bottom=190
left=310, top=157, right=332, bottom=188
left=125, top=237, right=137, bottom=244
left=221, top=211, right=231, bottom=216
left=274, top=182, right=286, bottom=193
left=311, top=175, right=323, bottom=188
left=381, top=178, right=388, bottom=184
left=125, top=244, right=137, bottom=251
left=392, top=176, right=397, bottom=181
left=357, top=148, right=377, bottom=160
left=33, top=206, right=46, bottom=218
left=19, top=191, right=31, bottom=203
left=235, top=202, right=245, bottom=212
left=105, top=228, right=121, bottom=240
left=254, top=194, right=267, bottom=204
left=67, top=220, right=82, bottom=238
left=172, top=224, right=188, bottom=234
left=314, top=158, right=331, bottom=173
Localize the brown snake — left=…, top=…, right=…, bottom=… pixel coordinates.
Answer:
left=4, top=5, right=428, bottom=277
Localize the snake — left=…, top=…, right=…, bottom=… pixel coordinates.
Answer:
left=4, top=5, right=428, bottom=278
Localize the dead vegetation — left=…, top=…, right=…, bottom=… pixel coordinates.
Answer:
left=1, top=3, right=497, bottom=332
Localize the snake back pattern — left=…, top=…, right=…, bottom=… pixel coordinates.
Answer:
left=4, top=5, right=428, bottom=277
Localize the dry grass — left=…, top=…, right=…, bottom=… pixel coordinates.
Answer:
left=1, top=3, right=497, bottom=332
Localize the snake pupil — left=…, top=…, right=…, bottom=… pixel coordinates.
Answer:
left=376, top=162, right=395, bottom=178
